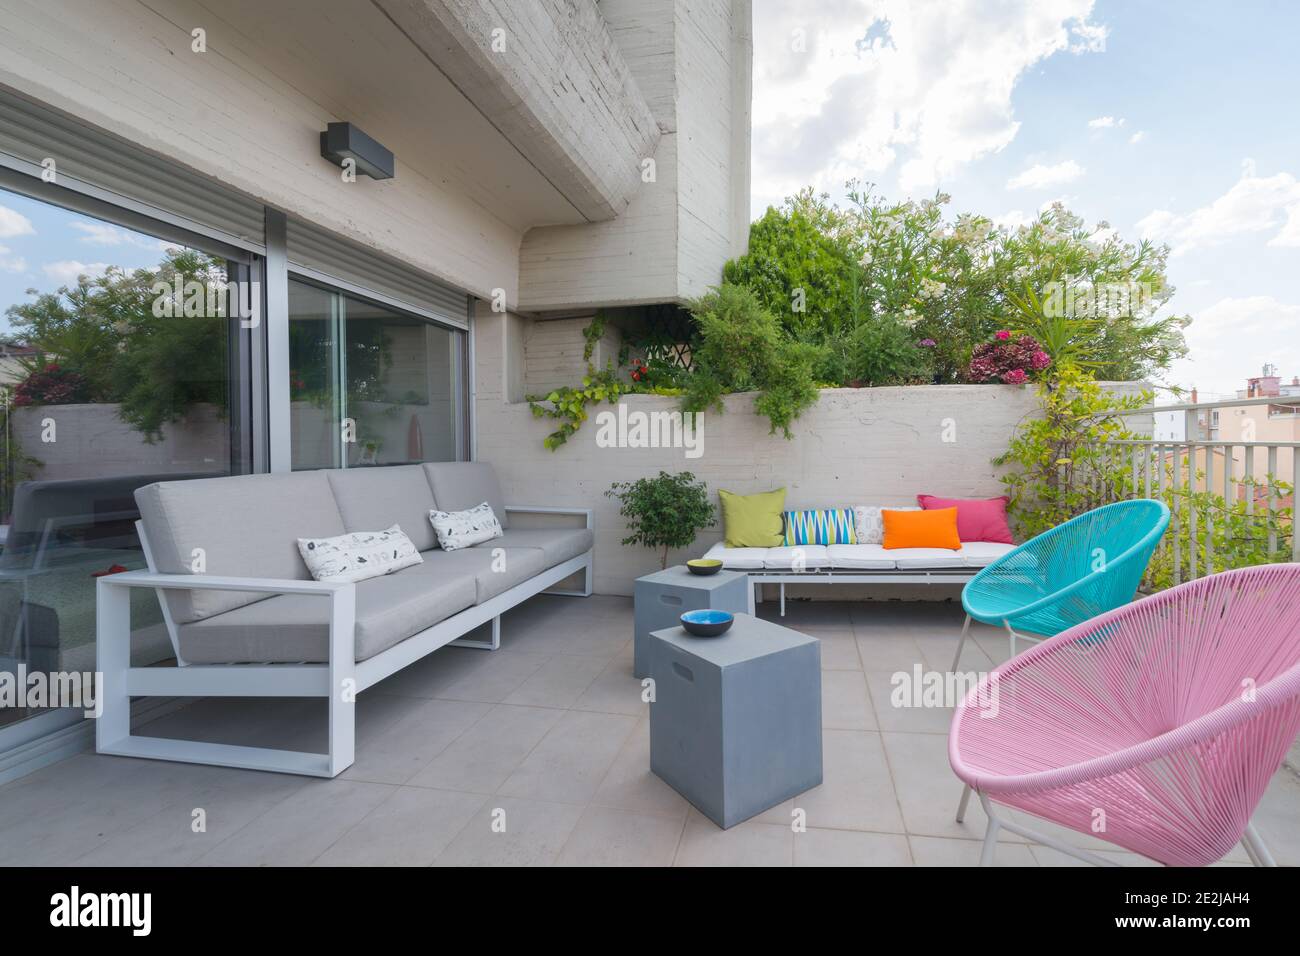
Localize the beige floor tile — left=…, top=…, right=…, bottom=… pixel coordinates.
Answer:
left=497, top=709, right=638, bottom=804
left=408, top=704, right=563, bottom=793
left=821, top=670, right=876, bottom=730
left=434, top=796, right=584, bottom=866
left=314, top=788, right=487, bottom=866
left=555, top=805, right=685, bottom=866
left=673, top=810, right=793, bottom=866
left=793, top=828, right=914, bottom=866
left=908, top=835, right=1037, bottom=866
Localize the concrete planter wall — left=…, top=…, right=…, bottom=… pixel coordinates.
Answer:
left=477, top=381, right=1044, bottom=600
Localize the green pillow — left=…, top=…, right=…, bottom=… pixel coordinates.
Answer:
left=718, top=488, right=786, bottom=548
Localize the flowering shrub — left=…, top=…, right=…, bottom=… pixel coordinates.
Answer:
left=12, top=363, right=91, bottom=406
left=967, top=332, right=1052, bottom=384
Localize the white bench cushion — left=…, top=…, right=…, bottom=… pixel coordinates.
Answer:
left=885, top=548, right=968, bottom=570
left=958, top=541, right=1017, bottom=568
left=827, top=544, right=896, bottom=570
left=702, top=542, right=766, bottom=570
left=763, top=545, right=830, bottom=570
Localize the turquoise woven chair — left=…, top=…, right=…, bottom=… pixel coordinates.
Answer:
left=950, top=499, right=1170, bottom=670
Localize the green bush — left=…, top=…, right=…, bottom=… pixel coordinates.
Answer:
left=606, top=471, right=716, bottom=569
left=681, top=284, right=821, bottom=438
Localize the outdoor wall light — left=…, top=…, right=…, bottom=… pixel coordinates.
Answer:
left=319, top=122, right=395, bottom=180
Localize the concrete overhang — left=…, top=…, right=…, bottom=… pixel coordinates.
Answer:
left=374, top=0, right=661, bottom=223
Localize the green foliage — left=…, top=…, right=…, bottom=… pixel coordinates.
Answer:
left=723, top=185, right=1190, bottom=385
left=843, top=317, right=933, bottom=386
left=6, top=249, right=231, bottom=442
left=723, top=194, right=858, bottom=340
left=681, top=284, right=821, bottom=438
left=605, top=471, right=716, bottom=569
left=994, top=364, right=1152, bottom=538
left=1140, top=475, right=1293, bottom=590
left=528, top=364, right=628, bottom=451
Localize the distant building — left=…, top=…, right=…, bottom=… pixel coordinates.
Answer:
left=0, top=343, right=39, bottom=388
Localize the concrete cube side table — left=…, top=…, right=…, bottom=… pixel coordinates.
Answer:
left=648, top=614, right=822, bottom=829
left=633, top=566, right=752, bottom=679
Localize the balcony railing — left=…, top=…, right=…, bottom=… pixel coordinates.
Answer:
left=1085, top=396, right=1298, bottom=588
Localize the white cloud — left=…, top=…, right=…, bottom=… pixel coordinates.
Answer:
left=749, top=0, right=1107, bottom=211
left=42, top=260, right=111, bottom=285
left=69, top=220, right=167, bottom=249
left=1136, top=163, right=1300, bottom=253
left=0, top=244, right=27, bottom=273
left=0, top=204, right=35, bottom=239
left=1128, top=130, right=1146, bottom=144
left=992, top=209, right=1033, bottom=231
left=1170, top=295, right=1300, bottom=396
left=1088, top=115, right=1123, bottom=128
left=1006, top=159, right=1085, bottom=190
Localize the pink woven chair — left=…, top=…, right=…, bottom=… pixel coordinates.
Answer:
left=949, top=563, right=1300, bottom=866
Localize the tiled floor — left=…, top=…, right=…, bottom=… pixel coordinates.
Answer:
left=1, top=595, right=1297, bottom=867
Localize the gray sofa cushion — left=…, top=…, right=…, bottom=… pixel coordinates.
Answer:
left=423, top=461, right=508, bottom=529
left=176, top=560, right=478, bottom=663
left=136, top=472, right=345, bottom=624
left=420, top=546, right=551, bottom=604
left=326, top=464, right=439, bottom=551
left=488, top=527, right=593, bottom=566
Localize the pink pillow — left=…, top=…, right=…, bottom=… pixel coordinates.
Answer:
left=916, top=495, right=1013, bottom=544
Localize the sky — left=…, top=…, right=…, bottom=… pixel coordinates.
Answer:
left=749, top=0, right=1300, bottom=398
left=0, top=189, right=175, bottom=336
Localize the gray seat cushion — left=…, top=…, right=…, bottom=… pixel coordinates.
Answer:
left=326, top=464, right=439, bottom=551
left=423, top=461, right=509, bottom=529
left=136, top=472, right=345, bottom=624
left=176, top=560, right=478, bottom=664
left=419, top=546, right=552, bottom=603
left=487, top=527, right=592, bottom=565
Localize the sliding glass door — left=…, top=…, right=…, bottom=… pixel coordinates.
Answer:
left=288, top=277, right=461, bottom=470
left=0, top=185, right=247, bottom=739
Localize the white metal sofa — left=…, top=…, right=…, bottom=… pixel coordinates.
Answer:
left=95, top=462, right=592, bottom=778
left=701, top=540, right=1015, bottom=615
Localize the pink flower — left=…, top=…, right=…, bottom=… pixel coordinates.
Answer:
left=1002, top=368, right=1028, bottom=385
left=1031, top=350, right=1052, bottom=370
left=995, top=329, right=1011, bottom=341
left=918, top=338, right=937, bottom=348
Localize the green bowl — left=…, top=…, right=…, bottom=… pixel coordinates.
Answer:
left=686, top=558, right=723, bottom=576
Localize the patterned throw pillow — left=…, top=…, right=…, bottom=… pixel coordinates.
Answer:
left=429, top=501, right=504, bottom=551
left=782, top=508, right=857, bottom=546
left=297, top=525, right=422, bottom=584
left=852, top=505, right=920, bottom=545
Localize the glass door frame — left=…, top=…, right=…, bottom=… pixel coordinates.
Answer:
left=0, top=175, right=260, bottom=779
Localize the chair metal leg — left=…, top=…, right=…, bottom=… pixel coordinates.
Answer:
left=1005, top=620, right=1017, bottom=659
left=950, top=614, right=972, bottom=671
left=780, top=583, right=786, bottom=617
left=956, top=783, right=973, bottom=823
left=1243, top=822, right=1277, bottom=867
left=979, top=816, right=1000, bottom=866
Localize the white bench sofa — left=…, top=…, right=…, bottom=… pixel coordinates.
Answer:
left=95, top=462, right=592, bottom=777
left=701, top=540, right=1015, bottom=615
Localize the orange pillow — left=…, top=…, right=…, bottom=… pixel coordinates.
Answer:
left=882, top=507, right=961, bottom=550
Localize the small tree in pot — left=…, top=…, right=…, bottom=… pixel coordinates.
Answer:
left=606, top=471, right=716, bottom=569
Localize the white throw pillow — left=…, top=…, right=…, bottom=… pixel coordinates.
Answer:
left=429, top=501, right=503, bottom=551
left=852, top=505, right=920, bottom=545
left=297, top=525, right=422, bottom=584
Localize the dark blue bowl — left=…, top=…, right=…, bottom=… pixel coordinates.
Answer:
left=680, top=609, right=734, bottom=637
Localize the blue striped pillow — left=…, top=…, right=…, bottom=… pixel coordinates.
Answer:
left=782, top=508, right=857, bottom=546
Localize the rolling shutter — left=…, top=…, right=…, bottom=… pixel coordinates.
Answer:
left=285, top=216, right=469, bottom=329
left=0, top=86, right=265, bottom=253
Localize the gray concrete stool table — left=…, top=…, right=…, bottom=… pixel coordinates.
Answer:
left=633, top=565, right=751, bottom=679
left=647, top=613, right=822, bottom=829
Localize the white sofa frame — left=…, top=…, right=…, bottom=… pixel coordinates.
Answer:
left=96, top=505, right=592, bottom=778
left=748, top=569, right=977, bottom=616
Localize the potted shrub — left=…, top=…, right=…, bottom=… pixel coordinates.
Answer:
left=606, top=471, right=716, bottom=569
